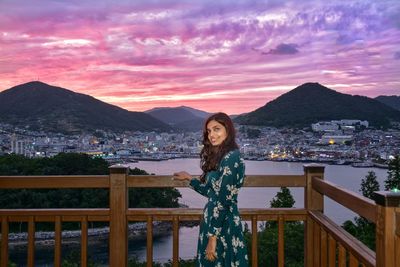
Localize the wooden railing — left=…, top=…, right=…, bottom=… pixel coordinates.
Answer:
left=0, top=164, right=399, bottom=267
left=305, top=165, right=400, bottom=267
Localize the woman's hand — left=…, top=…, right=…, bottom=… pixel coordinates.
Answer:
left=172, top=171, right=192, bottom=181
left=205, top=235, right=217, bottom=261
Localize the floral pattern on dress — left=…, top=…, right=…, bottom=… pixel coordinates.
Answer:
left=189, top=149, right=249, bottom=267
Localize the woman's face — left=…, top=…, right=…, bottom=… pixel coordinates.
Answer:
left=206, top=120, right=228, bottom=146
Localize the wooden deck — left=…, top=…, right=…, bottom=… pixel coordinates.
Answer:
left=0, top=164, right=399, bottom=266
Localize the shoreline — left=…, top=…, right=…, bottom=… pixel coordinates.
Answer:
left=6, top=221, right=198, bottom=251
left=121, top=156, right=389, bottom=169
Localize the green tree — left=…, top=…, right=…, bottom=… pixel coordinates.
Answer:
left=361, top=171, right=380, bottom=198
left=270, top=187, right=295, bottom=208
left=61, top=250, right=98, bottom=267
left=245, top=187, right=303, bottom=267
left=342, top=170, right=380, bottom=250
left=127, top=256, right=195, bottom=267
left=384, top=155, right=400, bottom=190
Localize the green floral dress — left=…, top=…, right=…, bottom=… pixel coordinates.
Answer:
left=189, top=149, right=249, bottom=267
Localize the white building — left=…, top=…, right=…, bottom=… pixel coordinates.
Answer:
left=312, top=120, right=369, bottom=132
left=319, top=135, right=353, bottom=145
left=332, top=120, right=369, bottom=128
left=312, top=122, right=339, bottom=132
left=10, top=135, right=29, bottom=155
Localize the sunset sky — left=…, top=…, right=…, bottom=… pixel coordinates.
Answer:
left=0, top=0, right=399, bottom=114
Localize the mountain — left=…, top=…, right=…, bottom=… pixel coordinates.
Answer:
left=235, top=83, right=400, bottom=128
left=375, top=95, right=400, bottom=111
left=0, top=81, right=171, bottom=134
left=180, top=106, right=211, bottom=118
left=145, top=106, right=211, bottom=131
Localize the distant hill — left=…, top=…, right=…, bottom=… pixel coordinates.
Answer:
left=146, top=106, right=211, bottom=131
left=180, top=106, right=211, bottom=118
left=235, top=83, right=400, bottom=128
left=375, top=95, right=400, bottom=111
left=0, top=81, right=171, bottom=134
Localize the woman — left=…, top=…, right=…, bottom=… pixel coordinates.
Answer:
left=173, top=112, right=249, bottom=267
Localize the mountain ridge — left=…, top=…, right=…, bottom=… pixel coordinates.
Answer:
left=2, top=81, right=399, bottom=133
left=375, top=95, right=400, bottom=111
left=235, top=82, right=400, bottom=128
left=0, top=81, right=171, bottom=134
left=145, top=106, right=211, bottom=131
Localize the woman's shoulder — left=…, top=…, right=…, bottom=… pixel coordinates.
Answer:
left=223, top=149, right=241, bottom=161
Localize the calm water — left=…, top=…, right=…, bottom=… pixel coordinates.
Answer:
left=12, top=159, right=388, bottom=265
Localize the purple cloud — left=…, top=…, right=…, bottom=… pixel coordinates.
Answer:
left=0, top=0, right=399, bottom=114
left=263, top=43, right=299, bottom=55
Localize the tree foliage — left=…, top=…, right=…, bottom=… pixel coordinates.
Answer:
left=360, top=171, right=380, bottom=198
left=245, top=187, right=303, bottom=267
left=127, top=257, right=195, bottom=267
left=270, top=187, right=295, bottom=208
left=384, top=155, right=400, bottom=190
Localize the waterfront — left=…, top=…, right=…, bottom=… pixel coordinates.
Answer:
left=10, top=159, right=389, bottom=265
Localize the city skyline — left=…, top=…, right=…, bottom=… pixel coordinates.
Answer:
left=1, top=0, right=399, bottom=114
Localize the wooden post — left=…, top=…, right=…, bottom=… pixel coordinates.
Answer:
left=373, top=191, right=400, bottom=267
left=109, top=165, right=129, bottom=267
left=304, top=164, right=325, bottom=267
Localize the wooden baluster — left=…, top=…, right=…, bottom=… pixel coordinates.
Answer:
left=81, top=216, right=88, bottom=267
left=278, top=215, right=284, bottom=267
left=313, top=222, right=321, bottom=267
left=320, top=227, right=327, bottom=267
left=1, top=216, right=9, bottom=267
left=251, top=216, right=258, bottom=267
left=54, top=216, right=62, bottom=267
left=28, top=216, right=35, bottom=267
left=349, top=252, right=358, bottom=267
left=147, top=217, right=153, bottom=267
left=338, top=243, right=346, bottom=267
left=327, top=233, right=336, bottom=267
left=172, top=216, right=179, bottom=267
left=305, top=216, right=313, bottom=267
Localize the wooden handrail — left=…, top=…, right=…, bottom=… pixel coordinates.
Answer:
left=126, top=208, right=307, bottom=222
left=0, top=175, right=109, bottom=188
left=312, top=177, right=377, bottom=223
left=0, top=209, right=109, bottom=216
left=0, top=174, right=305, bottom=188
left=127, top=174, right=306, bottom=187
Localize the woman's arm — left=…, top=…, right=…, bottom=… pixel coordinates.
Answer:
left=189, top=178, right=210, bottom=197
left=173, top=171, right=209, bottom=197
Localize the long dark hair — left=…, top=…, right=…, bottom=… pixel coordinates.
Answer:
left=200, top=112, right=239, bottom=183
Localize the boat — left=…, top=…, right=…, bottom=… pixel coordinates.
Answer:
left=351, top=162, right=374, bottom=168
